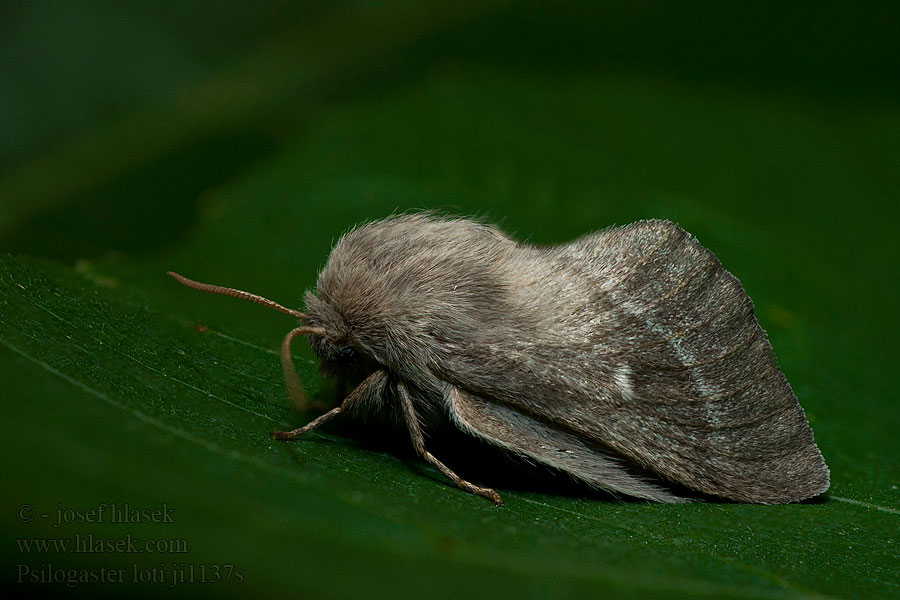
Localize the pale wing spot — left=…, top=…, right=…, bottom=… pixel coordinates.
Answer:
left=614, top=364, right=635, bottom=402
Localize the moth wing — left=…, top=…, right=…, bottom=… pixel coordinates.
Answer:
left=438, top=220, right=828, bottom=503
left=561, top=220, right=829, bottom=502
left=445, top=384, right=686, bottom=502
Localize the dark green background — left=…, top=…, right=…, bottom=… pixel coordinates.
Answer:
left=2, top=2, right=898, bottom=598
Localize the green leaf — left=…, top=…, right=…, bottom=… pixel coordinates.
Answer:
left=3, top=2, right=898, bottom=598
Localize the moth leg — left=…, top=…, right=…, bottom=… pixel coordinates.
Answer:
left=272, top=369, right=386, bottom=440
left=271, top=406, right=342, bottom=441
left=396, top=381, right=503, bottom=506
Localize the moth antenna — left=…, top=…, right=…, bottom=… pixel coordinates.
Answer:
left=281, top=325, right=326, bottom=411
left=168, top=271, right=323, bottom=410
left=167, top=271, right=308, bottom=320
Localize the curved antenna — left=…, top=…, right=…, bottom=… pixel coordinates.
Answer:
left=281, top=325, right=326, bottom=411
left=167, top=271, right=307, bottom=320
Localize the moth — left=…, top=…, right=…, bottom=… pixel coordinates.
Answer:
left=169, top=214, right=829, bottom=504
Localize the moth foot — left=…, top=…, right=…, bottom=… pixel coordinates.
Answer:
left=271, top=405, right=344, bottom=442
left=461, top=480, right=504, bottom=505
left=271, top=429, right=303, bottom=441
left=481, top=488, right=504, bottom=506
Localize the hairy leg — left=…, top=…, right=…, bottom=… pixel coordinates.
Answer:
left=396, top=380, right=503, bottom=505
left=273, top=370, right=386, bottom=440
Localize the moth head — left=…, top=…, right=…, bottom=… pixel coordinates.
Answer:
left=302, top=291, right=381, bottom=380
